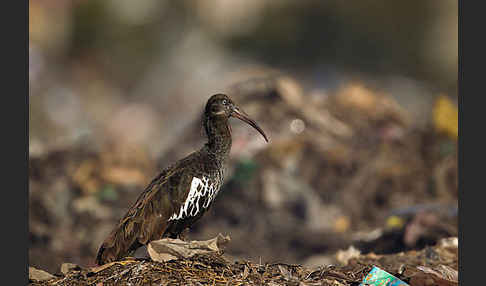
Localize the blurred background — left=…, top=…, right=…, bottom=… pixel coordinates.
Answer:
left=29, top=0, right=458, bottom=274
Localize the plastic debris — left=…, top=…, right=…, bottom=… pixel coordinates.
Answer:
left=147, top=233, right=231, bottom=262
left=360, top=266, right=408, bottom=286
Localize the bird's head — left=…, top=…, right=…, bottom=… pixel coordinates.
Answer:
left=205, top=93, right=268, bottom=142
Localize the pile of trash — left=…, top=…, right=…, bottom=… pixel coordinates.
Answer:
left=29, top=75, right=458, bottom=275
left=29, top=236, right=458, bottom=286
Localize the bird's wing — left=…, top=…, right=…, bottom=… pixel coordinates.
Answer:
left=120, top=159, right=196, bottom=244
left=96, top=154, right=197, bottom=264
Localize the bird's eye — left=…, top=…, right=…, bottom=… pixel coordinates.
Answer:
left=222, top=99, right=227, bottom=105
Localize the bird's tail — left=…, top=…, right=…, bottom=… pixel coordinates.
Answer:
left=95, top=223, right=142, bottom=265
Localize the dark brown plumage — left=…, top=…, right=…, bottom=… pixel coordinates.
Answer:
left=95, top=94, right=268, bottom=265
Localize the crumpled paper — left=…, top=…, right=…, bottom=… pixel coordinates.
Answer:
left=147, top=233, right=231, bottom=262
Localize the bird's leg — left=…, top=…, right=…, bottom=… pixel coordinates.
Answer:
left=178, top=228, right=190, bottom=241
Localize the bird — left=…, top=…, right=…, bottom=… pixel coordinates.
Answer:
left=95, top=93, right=268, bottom=265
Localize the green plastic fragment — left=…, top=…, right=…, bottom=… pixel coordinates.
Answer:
left=360, top=266, right=408, bottom=286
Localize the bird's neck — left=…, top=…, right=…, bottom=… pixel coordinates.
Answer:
left=204, top=116, right=232, bottom=161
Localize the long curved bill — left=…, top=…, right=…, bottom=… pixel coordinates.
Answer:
left=231, top=107, right=269, bottom=142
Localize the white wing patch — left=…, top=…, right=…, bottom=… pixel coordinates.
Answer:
left=168, top=176, right=220, bottom=221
